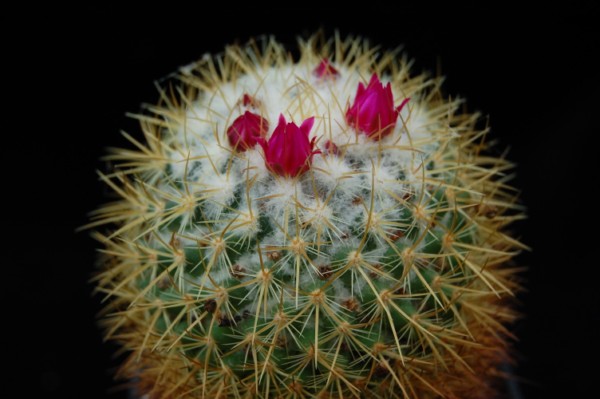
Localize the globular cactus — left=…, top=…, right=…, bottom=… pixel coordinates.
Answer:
left=90, top=35, right=525, bottom=398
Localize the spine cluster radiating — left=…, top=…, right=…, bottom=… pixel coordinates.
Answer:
left=90, top=35, right=525, bottom=399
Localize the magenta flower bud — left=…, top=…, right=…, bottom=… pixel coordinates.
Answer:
left=324, top=140, right=339, bottom=156
left=346, top=74, right=404, bottom=140
left=227, top=111, right=269, bottom=151
left=260, top=115, right=318, bottom=177
left=241, top=93, right=260, bottom=108
left=313, top=58, right=340, bottom=79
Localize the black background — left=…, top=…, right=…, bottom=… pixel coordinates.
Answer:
left=8, top=4, right=599, bottom=398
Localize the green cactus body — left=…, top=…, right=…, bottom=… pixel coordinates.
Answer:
left=91, top=35, right=525, bottom=398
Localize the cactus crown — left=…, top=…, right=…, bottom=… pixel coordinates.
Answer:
left=91, top=35, right=525, bottom=398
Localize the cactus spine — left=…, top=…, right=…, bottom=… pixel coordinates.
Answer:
left=91, top=35, right=525, bottom=398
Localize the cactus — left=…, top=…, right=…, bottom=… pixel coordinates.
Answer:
left=90, top=35, right=525, bottom=398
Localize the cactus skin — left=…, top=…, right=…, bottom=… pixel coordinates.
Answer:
left=91, top=35, right=525, bottom=398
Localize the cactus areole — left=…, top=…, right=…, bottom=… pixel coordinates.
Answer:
left=91, top=35, right=525, bottom=398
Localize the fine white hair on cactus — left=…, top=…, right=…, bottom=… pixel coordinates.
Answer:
left=90, top=34, right=526, bottom=399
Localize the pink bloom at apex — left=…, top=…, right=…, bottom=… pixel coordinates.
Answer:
left=259, top=115, right=319, bottom=177
left=346, top=74, right=409, bottom=140
left=313, top=58, right=340, bottom=79
left=227, top=111, right=269, bottom=151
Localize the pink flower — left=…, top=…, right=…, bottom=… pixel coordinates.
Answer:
left=313, top=58, right=340, bottom=79
left=259, top=115, right=318, bottom=177
left=346, top=74, right=408, bottom=140
left=227, top=111, right=269, bottom=151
